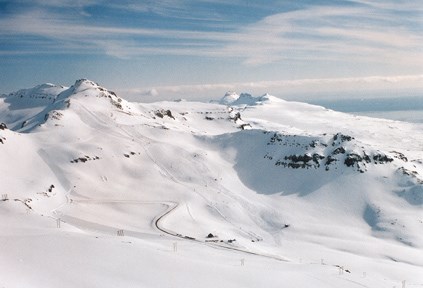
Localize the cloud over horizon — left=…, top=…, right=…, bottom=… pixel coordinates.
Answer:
left=117, top=74, right=423, bottom=102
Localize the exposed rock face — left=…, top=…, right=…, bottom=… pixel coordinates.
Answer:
left=155, top=109, right=175, bottom=119
left=276, top=153, right=325, bottom=169
left=266, top=131, right=396, bottom=173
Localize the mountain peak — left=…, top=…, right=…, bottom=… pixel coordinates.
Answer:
left=55, top=79, right=128, bottom=109
left=72, top=79, right=99, bottom=91
left=220, top=91, right=240, bottom=105
left=56, top=79, right=109, bottom=100
left=1, top=79, right=131, bottom=131
left=219, top=91, right=282, bottom=106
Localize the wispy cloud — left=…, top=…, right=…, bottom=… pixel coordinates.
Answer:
left=110, top=1, right=229, bottom=22
left=221, top=4, right=423, bottom=66
left=349, top=0, right=423, bottom=12
left=0, top=8, right=236, bottom=58
left=8, top=0, right=101, bottom=8
left=1, top=1, right=422, bottom=73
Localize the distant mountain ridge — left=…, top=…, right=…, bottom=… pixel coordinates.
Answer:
left=219, top=91, right=282, bottom=106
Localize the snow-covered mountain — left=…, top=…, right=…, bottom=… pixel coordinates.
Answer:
left=1, top=79, right=422, bottom=288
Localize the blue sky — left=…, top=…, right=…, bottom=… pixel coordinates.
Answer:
left=0, top=0, right=422, bottom=101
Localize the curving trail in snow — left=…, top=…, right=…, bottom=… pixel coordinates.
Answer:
left=53, top=197, right=288, bottom=262
left=55, top=198, right=175, bottom=236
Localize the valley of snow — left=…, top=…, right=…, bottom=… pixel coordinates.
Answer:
left=0, top=80, right=422, bottom=288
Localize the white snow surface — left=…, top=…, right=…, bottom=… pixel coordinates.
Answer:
left=0, top=80, right=422, bottom=288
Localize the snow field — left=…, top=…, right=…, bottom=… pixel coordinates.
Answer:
left=0, top=80, right=422, bottom=287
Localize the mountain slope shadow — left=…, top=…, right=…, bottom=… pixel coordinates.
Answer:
left=209, top=129, right=346, bottom=196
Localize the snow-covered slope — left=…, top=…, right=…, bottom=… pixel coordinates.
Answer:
left=0, top=82, right=422, bottom=288
left=0, top=83, right=67, bottom=130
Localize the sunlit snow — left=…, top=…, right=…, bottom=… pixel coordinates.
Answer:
left=0, top=80, right=422, bottom=288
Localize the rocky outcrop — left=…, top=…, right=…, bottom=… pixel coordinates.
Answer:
left=265, top=131, right=396, bottom=173
left=276, top=153, right=325, bottom=169
left=155, top=109, right=175, bottom=119
left=70, top=155, right=100, bottom=163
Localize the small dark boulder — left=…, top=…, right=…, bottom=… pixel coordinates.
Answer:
left=333, top=133, right=353, bottom=143
left=325, top=155, right=337, bottom=165
left=332, top=147, right=346, bottom=155
left=78, top=157, right=88, bottom=163
left=239, top=123, right=252, bottom=130
left=231, top=112, right=241, bottom=122
left=373, top=154, right=393, bottom=164
left=344, top=153, right=362, bottom=167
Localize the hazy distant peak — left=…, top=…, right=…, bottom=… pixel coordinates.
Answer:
left=219, top=91, right=282, bottom=106
left=34, top=83, right=57, bottom=89
left=1, top=83, right=67, bottom=112
left=5, top=83, right=66, bottom=100
left=220, top=91, right=240, bottom=105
